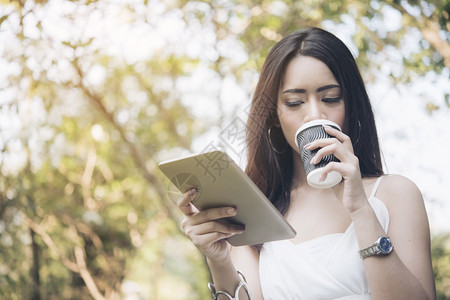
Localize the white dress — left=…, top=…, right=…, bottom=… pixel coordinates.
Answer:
left=259, top=177, right=389, bottom=299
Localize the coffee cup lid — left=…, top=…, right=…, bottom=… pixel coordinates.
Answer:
left=307, top=169, right=342, bottom=189
left=295, top=119, right=341, bottom=147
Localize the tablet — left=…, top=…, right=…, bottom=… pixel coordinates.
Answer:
left=158, top=150, right=296, bottom=246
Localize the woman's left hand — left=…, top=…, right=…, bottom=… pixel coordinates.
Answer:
left=304, top=125, right=368, bottom=213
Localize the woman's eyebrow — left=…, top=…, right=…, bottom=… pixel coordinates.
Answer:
left=282, top=84, right=340, bottom=94
left=282, top=88, right=306, bottom=94
left=316, top=84, right=340, bottom=92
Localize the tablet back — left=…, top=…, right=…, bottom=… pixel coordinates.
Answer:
left=159, top=151, right=296, bottom=246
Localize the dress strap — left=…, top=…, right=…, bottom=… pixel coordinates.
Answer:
left=369, top=176, right=384, bottom=199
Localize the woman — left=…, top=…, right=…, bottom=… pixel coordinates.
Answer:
left=178, top=27, right=436, bottom=299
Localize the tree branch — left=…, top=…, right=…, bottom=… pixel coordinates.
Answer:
left=421, top=21, right=450, bottom=67
left=74, top=244, right=105, bottom=300
left=71, top=60, right=184, bottom=229
left=82, top=148, right=97, bottom=210
left=23, top=214, right=78, bottom=272
left=23, top=214, right=106, bottom=299
left=390, top=2, right=450, bottom=67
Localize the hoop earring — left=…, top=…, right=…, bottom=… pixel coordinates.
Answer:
left=268, top=126, right=288, bottom=154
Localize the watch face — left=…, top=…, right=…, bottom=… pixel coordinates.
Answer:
left=379, top=237, right=393, bottom=254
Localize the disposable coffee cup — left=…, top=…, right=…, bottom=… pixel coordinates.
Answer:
left=295, top=120, right=342, bottom=189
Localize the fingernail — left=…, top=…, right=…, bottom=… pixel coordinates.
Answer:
left=319, top=173, right=326, bottom=182
left=310, top=155, right=317, bottom=164
left=189, top=188, right=197, bottom=199
left=235, top=225, right=245, bottom=233
left=322, top=124, right=332, bottom=129
left=227, top=208, right=237, bottom=215
left=304, top=143, right=312, bottom=149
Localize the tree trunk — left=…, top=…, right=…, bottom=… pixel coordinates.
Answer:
left=30, top=228, right=41, bottom=300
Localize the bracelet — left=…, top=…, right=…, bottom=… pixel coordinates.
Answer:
left=208, top=271, right=251, bottom=300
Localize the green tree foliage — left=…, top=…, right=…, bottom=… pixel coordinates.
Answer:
left=0, top=0, right=448, bottom=299
left=0, top=0, right=211, bottom=298
left=433, top=234, right=450, bottom=299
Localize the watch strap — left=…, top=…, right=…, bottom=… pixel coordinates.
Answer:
left=358, top=244, right=380, bottom=258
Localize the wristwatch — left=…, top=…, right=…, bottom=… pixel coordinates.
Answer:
left=359, top=236, right=394, bottom=259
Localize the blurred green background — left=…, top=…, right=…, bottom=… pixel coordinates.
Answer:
left=0, top=0, right=449, bottom=299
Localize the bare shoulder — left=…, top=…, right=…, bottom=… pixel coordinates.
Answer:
left=377, top=174, right=424, bottom=207
left=376, top=174, right=429, bottom=233
left=377, top=174, right=430, bottom=238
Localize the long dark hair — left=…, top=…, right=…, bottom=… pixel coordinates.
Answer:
left=245, top=27, right=383, bottom=216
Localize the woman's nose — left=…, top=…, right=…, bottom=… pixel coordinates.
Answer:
left=303, top=100, right=324, bottom=122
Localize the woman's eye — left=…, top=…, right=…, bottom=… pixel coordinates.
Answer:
left=322, top=97, right=342, bottom=103
left=285, top=100, right=304, bottom=107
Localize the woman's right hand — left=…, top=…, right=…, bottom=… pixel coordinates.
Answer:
left=178, top=188, right=245, bottom=262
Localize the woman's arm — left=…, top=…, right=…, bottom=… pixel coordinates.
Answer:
left=207, top=245, right=263, bottom=299
left=353, top=175, right=436, bottom=300
left=178, top=189, right=261, bottom=299
left=229, top=246, right=263, bottom=299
